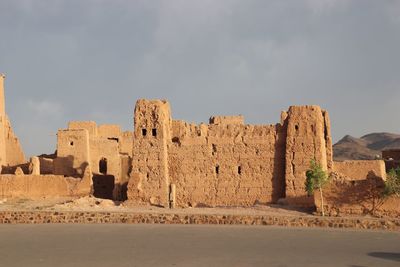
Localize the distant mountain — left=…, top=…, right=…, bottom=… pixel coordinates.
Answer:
left=333, top=132, right=400, bottom=161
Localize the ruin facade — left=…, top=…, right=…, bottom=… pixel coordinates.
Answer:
left=0, top=75, right=398, bottom=216
left=55, top=121, right=132, bottom=199
left=127, top=100, right=332, bottom=208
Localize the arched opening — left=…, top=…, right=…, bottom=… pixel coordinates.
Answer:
left=99, top=158, right=107, bottom=174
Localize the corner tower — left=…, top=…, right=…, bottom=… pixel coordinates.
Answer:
left=130, top=99, right=172, bottom=207
left=284, top=105, right=333, bottom=205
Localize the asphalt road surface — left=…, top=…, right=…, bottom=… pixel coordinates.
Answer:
left=0, top=224, right=399, bottom=267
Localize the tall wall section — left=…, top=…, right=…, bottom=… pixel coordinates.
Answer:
left=0, top=74, right=7, bottom=168
left=284, top=106, right=333, bottom=205
left=5, top=116, right=25, bottom=165
left=0, top=74, right=25, bottom=168
left=130, top=100, right=171, bottom=207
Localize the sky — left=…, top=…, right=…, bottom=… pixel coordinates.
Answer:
left=1, top=0, right=400, bottom=157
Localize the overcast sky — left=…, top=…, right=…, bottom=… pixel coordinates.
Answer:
left=1, top=0, right=400, bottom=157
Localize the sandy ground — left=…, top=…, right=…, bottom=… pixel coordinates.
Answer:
left=0, top=196, right=315, bottom=217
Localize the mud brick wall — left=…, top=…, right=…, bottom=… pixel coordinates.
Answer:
left=0, top=169, right=91, bottom=199
left=333, top=160, right=386, bottom=181
left=314, top=174, right=400, bottom=218
left=128, top=100, right=333, bottom=208
left=168, top=121, right=286, bottom=207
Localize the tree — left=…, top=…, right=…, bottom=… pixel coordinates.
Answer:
left=305, top=159, right=330, bottom=216
left=384, top=167, right=400, bottom=198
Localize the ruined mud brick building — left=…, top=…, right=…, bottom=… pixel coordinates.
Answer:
left=127, top=100, right=332, bottom=208
left=0, top=74, right=398, bottom=216
left=55, top=121, right=133, bottom=200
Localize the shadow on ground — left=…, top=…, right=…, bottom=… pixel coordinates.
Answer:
left=368, top=252, right=400, bottom=262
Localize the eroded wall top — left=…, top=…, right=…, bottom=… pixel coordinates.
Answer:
left=0, top=74, right=26, bottom=168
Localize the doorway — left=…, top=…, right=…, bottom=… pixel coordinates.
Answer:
left=92, top=174, right=115, bottom=200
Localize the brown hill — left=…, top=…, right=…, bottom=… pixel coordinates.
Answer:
left=333, top=132, right=400, bottom=161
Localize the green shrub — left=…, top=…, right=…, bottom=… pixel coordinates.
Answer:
left=305, top=159, right=330, bottom=216
left=384, top=167, right=400, bottom=198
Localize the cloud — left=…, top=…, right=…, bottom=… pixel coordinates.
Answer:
left=27, top=99, right=64, bottom=118
left=306, top=0, right=351, bottom=14
left=1, top=0, right=400, bottom=156
left=385, top=0, right=400, bottom=24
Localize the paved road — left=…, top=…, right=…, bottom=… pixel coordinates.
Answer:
left=0, top=224, right=399, bottom=267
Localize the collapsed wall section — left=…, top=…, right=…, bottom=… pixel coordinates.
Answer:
left=5, top=116, right=25, bottom=166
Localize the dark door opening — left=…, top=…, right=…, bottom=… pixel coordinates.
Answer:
left=92, top=174, right=115, bottom=200
left=99, top=158, right=108, bottom=174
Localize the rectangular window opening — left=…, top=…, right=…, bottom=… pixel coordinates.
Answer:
left=142, top=129, right=147, bottom=136
left=152, top=128, right=157, bottom=137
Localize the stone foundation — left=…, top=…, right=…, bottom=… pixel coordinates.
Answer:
left=0, top=210, right=398, bottom=231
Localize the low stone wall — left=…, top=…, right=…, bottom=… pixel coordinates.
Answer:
left=333, top=160, right=386, bottom=181
left=0, top=211, right=398, bottom=231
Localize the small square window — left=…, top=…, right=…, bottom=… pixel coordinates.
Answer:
left=142, top=129, right=147, bottom=136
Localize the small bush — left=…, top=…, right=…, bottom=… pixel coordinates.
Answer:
left=305, top=160, right=329, bottom=195
left=384, top=168, right=400, bottom=198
